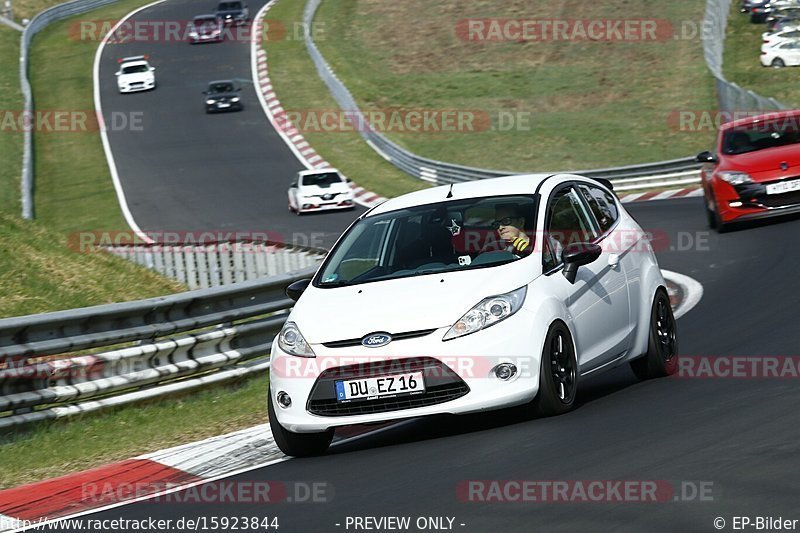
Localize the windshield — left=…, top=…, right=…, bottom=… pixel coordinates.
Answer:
left=722, top=122, right=800, bottom=155
left=301, top=172, right=343, bottom=187
left=316, top=194, right=537, bottom=287
left=209, top=83, right=234, bottom=94
left=121, top=65, right=149, bottom=74
left=195, top=17, right=218, bottom=25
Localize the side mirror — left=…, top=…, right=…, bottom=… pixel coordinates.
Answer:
left=115, top=72, right=121, bottom=76
left=286, top=279, right=311, bottom=302
left=290, top=181, right=298, bottom=188
left=561, top=242, right=602, bottom=284
left=202, top=90, right=207, bottom=94
left=696, top=151, right=718, bottom=164
left=150, top=67, right=156, bottom=72
left=236, top=87, right=242, bottom=92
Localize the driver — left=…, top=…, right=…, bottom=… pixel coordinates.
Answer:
left=491, top=204, right=532, bottom=257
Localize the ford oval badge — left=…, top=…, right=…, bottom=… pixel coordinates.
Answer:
left=361, top=333, right=392, bottom=348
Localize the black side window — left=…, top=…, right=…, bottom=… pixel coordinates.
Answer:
left=578, top=185, right=618, bottom=233
left=544, top=187, right=598, bottom=270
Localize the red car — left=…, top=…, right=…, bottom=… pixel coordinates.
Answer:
left=697, top=110, right=800, bottom=232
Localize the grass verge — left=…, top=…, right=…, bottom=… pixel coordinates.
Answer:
left=263, top=0, right=427, bottom=198
left=266, top=0, right=716, bottom=180
left=0, top=375, right=269, bottom=489
left=0, top=0, right=186, bottom=317
left=29, top=0, right=155, bottom=232
left=0, top=28, right=23, bottom=216
left=723, top=6, right=800, bottom=107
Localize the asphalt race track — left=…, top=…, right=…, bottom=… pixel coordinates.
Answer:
left=98, top=0, right=364, bottom=248
left=91, top=2, right=800, bottom=531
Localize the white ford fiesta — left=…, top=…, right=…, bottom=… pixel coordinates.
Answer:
left=268, top=173, right=678, bottom=456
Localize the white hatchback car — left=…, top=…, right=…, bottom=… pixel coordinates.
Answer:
left=287, top=169, right=355, bottom=214
left=268, top=173, right=678, bottom=456
left=761, top=40, right=800, bottom=67
left=116, top=56, right=156, bottom=93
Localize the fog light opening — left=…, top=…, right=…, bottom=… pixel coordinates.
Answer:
left=494, top=363, right=517, bottom=381
left=277, top=391, right=292, bottom=408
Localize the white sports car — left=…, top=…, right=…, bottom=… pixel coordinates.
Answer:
left=761, top=40, right=800, bottom=67
left=269, top=173, right=678, bottom=456
left=115, top=56, right=156, bottom=93
left=287, top=169, right=355, bottom=214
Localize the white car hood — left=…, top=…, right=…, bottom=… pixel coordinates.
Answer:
left=292, top=264, right=533, bottom=344
left=299, top=183, right=351, bottom=196
left=118, top=72, right=153, bottom=84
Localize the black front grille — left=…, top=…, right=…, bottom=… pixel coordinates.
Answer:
left=757, top=190, right=800, bottom=208
left=306, top=356, right=469, bottom=417
left=734, top=179, right=800, bottom=209
left=322, top=329, right=436, bottom=349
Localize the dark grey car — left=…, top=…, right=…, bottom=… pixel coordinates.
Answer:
left=203, top=80, right=243, bottom=113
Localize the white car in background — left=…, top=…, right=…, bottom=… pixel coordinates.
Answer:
left=268, top=173, right=678, bottom=456
left=115, top=55, right=156, bottom=93
left=761, top=27, right=800, bottom=51
left=760, top=39, right=800, bottom=66
left=287, top=169, right=356, bottom=215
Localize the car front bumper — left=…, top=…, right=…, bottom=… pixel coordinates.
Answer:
left=268, top=312, right=542, bottom=432
left=118, top=81, right=155, bottom=93
left=206, top=101, right=243, bottom=112
left=297, top=197, right=355, bottom=212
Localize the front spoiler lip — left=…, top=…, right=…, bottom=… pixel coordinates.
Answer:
left=727, top=201, right=800, bottom=222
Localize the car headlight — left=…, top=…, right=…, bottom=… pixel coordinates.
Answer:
left=443, top=286, right=527, bottom=341
left=190, top=31, right=198, bottom=37
left=278, top=321, right=316, bottom=358
left=231, top=97, right=240, bottom=102
left=206, top=99, right=216, bottom=104
left=718, top=171, right=753, bottom=186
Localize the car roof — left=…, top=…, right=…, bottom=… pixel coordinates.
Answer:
left=120, top=60, right=149, bottom=67
left=208, top=79, right=235, bottom=85
left=368, top=173, right=564, bottom=216
left=720, top=109, right=800, bottom=131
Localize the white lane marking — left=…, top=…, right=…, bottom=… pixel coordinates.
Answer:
left=92, top=0, right=166, bottom=245
left=249, top=1, right=382, bottom=208
left=661, top=269, right=704, bottom=320
left=249, top=1, right=316, bottom=170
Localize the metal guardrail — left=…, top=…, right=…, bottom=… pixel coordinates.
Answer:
left=702, top=0, right=788, bottom=113
left=0, top=268, right=314, bottom=429
left=302, top=0, right=703, bottom=187
left=19, top=0, right=130, bottom=220
left=105, top=241, right=326, bottom=289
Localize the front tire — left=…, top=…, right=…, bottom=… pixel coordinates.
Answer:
left=630, top=289, right=678, bottom=380
left=531, top=322, right=578, bottom=417
left=267, top=388, right=333, bottom=457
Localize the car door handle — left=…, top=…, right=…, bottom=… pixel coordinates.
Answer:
left=608, top=254, right=620, bottom=268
